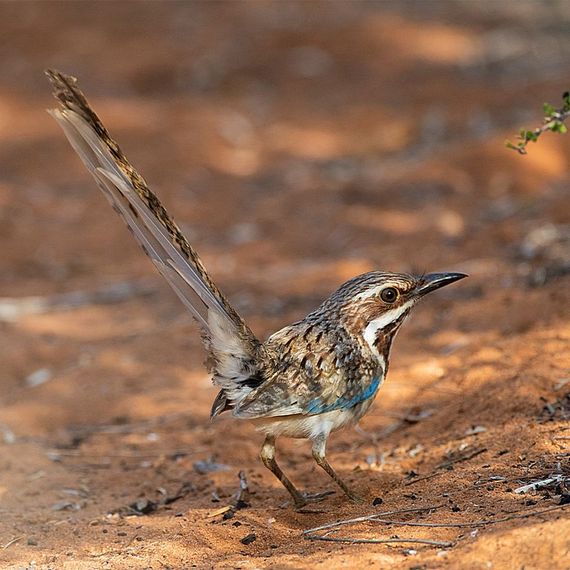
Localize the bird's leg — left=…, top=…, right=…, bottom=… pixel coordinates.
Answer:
left=260, top=435, right=307, bottom=508
left=312, top=435, right=360, bottom=502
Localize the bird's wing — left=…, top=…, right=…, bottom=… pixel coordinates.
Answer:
left=235, top=369, right=380, bottom=419
left=234, top=325, right=380, bottom=419
left=46, top=70, right=260, bottom=386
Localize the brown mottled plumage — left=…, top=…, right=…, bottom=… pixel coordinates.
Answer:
left=46, top=70, right=466, bottom=508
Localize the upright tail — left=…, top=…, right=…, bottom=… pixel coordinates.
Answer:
left=46, top=70, right=264, bottom=416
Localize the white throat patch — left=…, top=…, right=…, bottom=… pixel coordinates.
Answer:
left=363, top=300, right=414, bottom=360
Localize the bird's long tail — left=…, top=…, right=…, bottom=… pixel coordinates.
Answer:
left=46, top=70, right=263, bottom=416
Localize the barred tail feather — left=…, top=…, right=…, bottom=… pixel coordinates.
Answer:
left=46, top=69, right=263, bottom=412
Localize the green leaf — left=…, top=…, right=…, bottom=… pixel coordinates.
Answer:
left=505, top=140, right=526, bottom=154
left=523, top=130, right=538, bottom=142
left=543, top=102, right=556, bottom=116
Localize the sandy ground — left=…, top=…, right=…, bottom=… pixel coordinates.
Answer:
left=0, top=2, right=569, bottom=569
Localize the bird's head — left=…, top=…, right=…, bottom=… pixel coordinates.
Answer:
left=325, top=271, right=467, bottom=364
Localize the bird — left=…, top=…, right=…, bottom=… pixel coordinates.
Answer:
left=46, top=70, right=467, bottom=508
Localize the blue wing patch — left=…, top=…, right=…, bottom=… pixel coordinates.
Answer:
left=305, top=376, right=381, bottom=415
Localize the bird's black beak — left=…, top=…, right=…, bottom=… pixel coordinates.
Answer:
left=416, top=272, right=467, bottom=296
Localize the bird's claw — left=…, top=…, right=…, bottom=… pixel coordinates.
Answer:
left=346, top=492, right=364, bottom=504
left=293, top=489, right=335, bottom=509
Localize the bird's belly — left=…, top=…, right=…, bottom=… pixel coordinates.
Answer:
left=251, top=397, right=376, bottom=440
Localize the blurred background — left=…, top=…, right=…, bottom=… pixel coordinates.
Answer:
left=0, top=2, right=568, bottom=568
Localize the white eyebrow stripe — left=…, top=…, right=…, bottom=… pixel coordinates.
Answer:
left=363, top=300, right=414, bottom=360
left=353, top=285, right=384, bottom=301
left=353, top=282, right=410, bottom=302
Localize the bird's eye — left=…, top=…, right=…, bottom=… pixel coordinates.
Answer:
left=380, top=287, right=399, bottom=303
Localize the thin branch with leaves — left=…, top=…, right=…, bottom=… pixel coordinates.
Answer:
left=507, top=92, right=570, bottom=154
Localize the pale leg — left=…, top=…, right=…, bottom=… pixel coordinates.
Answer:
left=260, top=435, right=307, bottom=508
left=312, top=435, right=359, bottom=501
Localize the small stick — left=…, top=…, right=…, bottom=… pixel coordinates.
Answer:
left=207, top=505, right=232, bottom=518
left=306, top=535, right=453, bottom=547
left=472, top=476, right=508, bottom=488
left=1, top=536, right=23, bottom=549
left=209, top=471, right=252, bottom=519
left=367, top=504, right=570, bottom=529
left=513, top=475, right=568, bottom=494
left=234, top=470, right=251, bottom=505
left=305, top=504, right=569, bottom=550
left=303, top=504, right=444, bottom=535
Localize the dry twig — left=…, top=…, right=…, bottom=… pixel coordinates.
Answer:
left=368, top=504, right=569, bottom=528
left=303, top=503, right=569, bottom=550
left=234, top=470, right=251, bottom=507
left=514, top=474, right=569, bottom=494
left=303, top=505, right=444, bottom=535
left=1, top=536, right=23, bottom=550
left=306, top=535, right=453, bottom=547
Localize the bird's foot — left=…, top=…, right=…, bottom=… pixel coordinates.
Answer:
left=292, top=490, right=335, bottom=510
left=345, top=491, right=364, bottom=504
left=301, top=489, right=336, bottom=502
